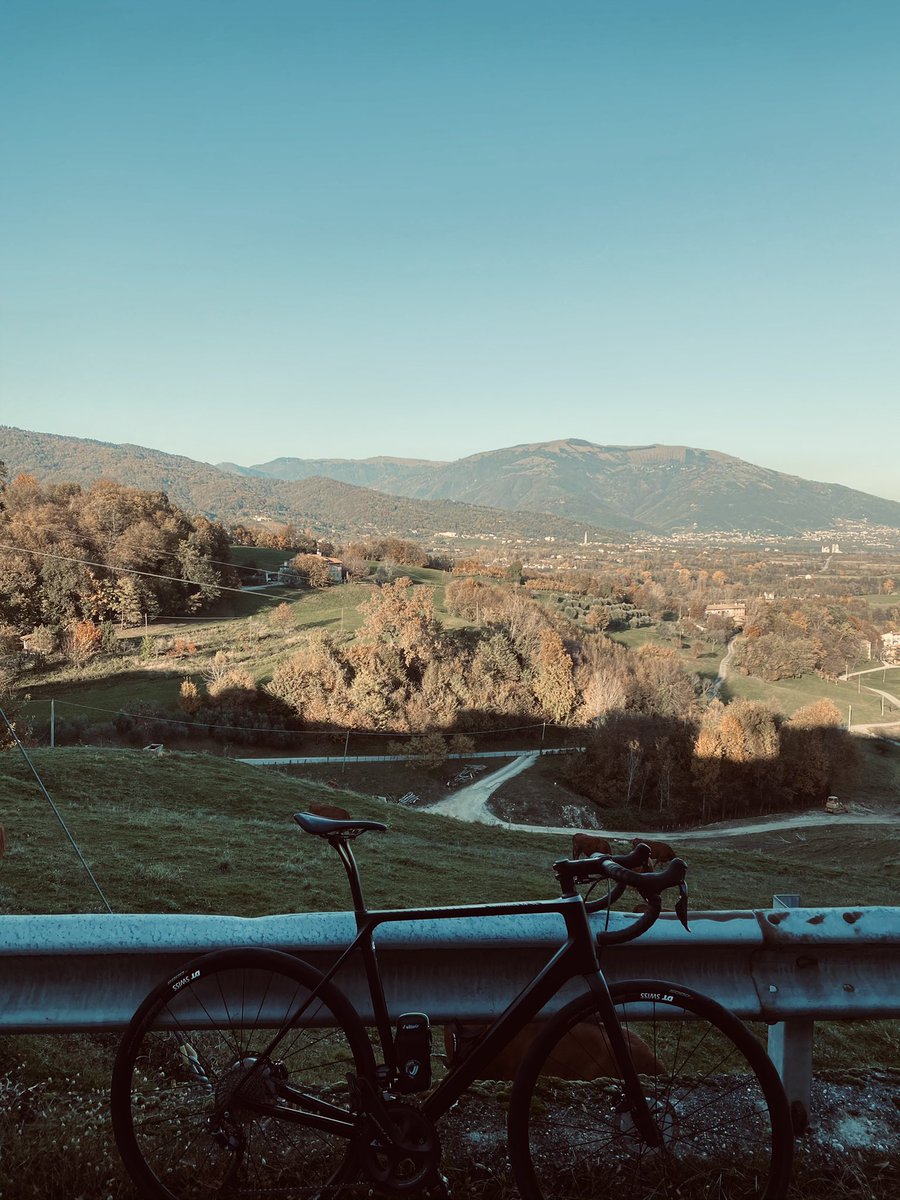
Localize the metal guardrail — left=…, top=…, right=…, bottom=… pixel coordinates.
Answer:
left=2, top=906, right=898, bottom=1125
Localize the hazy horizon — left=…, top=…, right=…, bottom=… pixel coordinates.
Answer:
left=5, top=421, right=900, bottom=512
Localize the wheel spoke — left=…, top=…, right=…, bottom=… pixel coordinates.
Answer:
left=113, top=949, right=371, bottom=1200
left=508, top=983, right=792, bottom=1200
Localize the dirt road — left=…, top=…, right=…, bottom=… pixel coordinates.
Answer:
left=428, top=753, right=539, bottom=824
left=428, top=752, right=898, bottom=841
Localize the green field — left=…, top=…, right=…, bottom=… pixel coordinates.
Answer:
left=20, top=564, right=465, bottom=731
left=228, top=545, right=293, bottom=571
left=2, top=747, right=899, bottom=1199
left=723, top=669, right=897, bottom=724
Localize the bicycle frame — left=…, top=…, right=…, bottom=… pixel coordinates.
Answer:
left=248, top=835, right=661, bottom=1145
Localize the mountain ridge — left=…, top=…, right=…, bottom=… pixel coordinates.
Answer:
left=0, top=427, right=617, bottom=542
left=4, top=427, right=900, bottom=539
left=220, top=437, right=900, bottom=536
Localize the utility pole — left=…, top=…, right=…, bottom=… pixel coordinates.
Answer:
left=50, top=699, right=55, bottom=749
left=847, top=704, right=852, bottom=729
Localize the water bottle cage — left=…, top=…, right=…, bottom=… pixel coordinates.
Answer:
left=393, top=1013, right=432, bottom=1094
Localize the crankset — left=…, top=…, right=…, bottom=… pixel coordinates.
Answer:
left=357, top=1099, right=442, bottom=1195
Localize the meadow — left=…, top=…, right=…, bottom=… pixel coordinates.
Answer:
left=1, top=747, right=899, bottom=1198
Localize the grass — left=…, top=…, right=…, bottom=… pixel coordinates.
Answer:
left=1, top=747, right=899, bottom=1198
left=723, top=671, right=894, bottom=724
left=19, top=566, right=462, bottom=724
left=227, top=545, right=293, bottom=571
left=860, top=591, right=900, bottom=609
left=25, top=673, right=188, bottom=726
left=607, top=627, right=658, bottom=650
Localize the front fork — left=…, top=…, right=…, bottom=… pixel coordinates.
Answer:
left=582, top=970, right=663, bottom=1148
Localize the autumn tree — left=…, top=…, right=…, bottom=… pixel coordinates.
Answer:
left=266, top=634, right=353, bottom=726
left=357, top=577, right=443, bottom=684
left=62, top=620, right=102, bottom=666
left=270, top=602, right=296, bottom=635
left=179, top=679, right=202, bottom=714
left=779, top=699, right=849, bottom=800
left=291, top=553, right=332, bottom=589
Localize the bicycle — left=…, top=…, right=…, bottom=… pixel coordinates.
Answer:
left=111, top=811, right=794, bottom=1200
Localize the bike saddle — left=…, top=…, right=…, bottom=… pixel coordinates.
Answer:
left=293, top=811, right=388, bottom=839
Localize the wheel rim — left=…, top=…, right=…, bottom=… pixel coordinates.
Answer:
left=116, top=958, right=368, bottom=1199
left=516, top=986, right=789, bottom=1200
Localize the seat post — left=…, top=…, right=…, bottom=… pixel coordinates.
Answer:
left=331, top=835, right=396, bottom=1071
left=332, top=837, right=368, bottom=915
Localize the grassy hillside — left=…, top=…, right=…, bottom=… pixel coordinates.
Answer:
left=2, top=747, right=899, bottom=1200
left=3, top=747, right=899, bottom=917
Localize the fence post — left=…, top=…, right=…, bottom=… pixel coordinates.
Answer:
left=768, top=893, right=811, bottom=1133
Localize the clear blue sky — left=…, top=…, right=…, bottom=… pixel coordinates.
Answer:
left=2, top=1, right=898, bottom=500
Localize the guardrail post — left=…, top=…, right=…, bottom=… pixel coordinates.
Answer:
left=767, top=1017, right=813, bottom=1134
left=768, top=893, right=811, bottom=1133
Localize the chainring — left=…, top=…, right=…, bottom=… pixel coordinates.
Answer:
left=357, top=1100, right=442, bottom=1195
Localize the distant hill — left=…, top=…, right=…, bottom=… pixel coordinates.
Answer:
left=5, top=427, right=900, bottom=538
left=224, top=438, right=900, bottom=535
left=218, top=454, right=445, bottom=493
left=0, top=427, right=612, bottom=543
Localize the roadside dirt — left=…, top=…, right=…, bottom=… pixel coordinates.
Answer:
left=437, top=1070, right=900, bottom=1199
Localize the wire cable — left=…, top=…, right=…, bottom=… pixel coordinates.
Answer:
left=0, top=705, right=114, bottom=913
left=0, top=541, right=287, bottom=601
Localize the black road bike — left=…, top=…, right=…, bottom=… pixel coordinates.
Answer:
left=111, top=812, right=794, bottom=1200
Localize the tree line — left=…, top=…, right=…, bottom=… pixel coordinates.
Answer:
left=564, top=697, right=849, bottom=826
left=0, top=466, right=236, bottom=638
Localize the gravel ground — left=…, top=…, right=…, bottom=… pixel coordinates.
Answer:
left=437, top=1071, right=900, bottom=1198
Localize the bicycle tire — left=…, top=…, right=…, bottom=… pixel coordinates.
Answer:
left=111, top=947, right=377, bottom=1200
left=508, top=979, right=793, bottom=1200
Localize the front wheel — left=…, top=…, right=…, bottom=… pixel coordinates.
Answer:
left=111, top=947, right=376, bottom=1200
left=507, top=980, right=793, bottom=1200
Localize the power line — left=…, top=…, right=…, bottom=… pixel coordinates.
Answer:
left=41, top=699, right=565, bottom=739
left=0, top=705, right=114, bottom=913
left=0, top=541, right=287, bottom=601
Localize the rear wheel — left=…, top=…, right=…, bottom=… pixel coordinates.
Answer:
left=112, top=947, right=376, bottom=1199
left=508, top=980, right=793, bottom=1200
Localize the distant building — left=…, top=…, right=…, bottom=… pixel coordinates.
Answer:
left=704, top=601, right=747, bottom=625
left=881, top=632, right=900, bottom=664
left=321, top=557, right=347, bottom=583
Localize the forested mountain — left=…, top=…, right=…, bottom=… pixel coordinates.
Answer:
left=218, top=454, right=444, bottom=492
left=6, top=427, right=900, bottom=538
left=225, top=439, right=900, bottom=536
left=0, top=428, right=611, bottom=542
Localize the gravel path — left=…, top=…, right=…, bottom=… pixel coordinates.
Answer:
left=426, top=753, right=898, bottom=841
left=428, top=753, right=539, bottom=823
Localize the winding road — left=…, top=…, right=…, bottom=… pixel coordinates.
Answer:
left=426, top=751, right=898, bottom=842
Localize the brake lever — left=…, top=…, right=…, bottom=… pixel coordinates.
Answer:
left=675, top=881, right=690, bottom=931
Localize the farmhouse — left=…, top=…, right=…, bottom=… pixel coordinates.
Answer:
left=704, top=600, right=747, bottom=625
